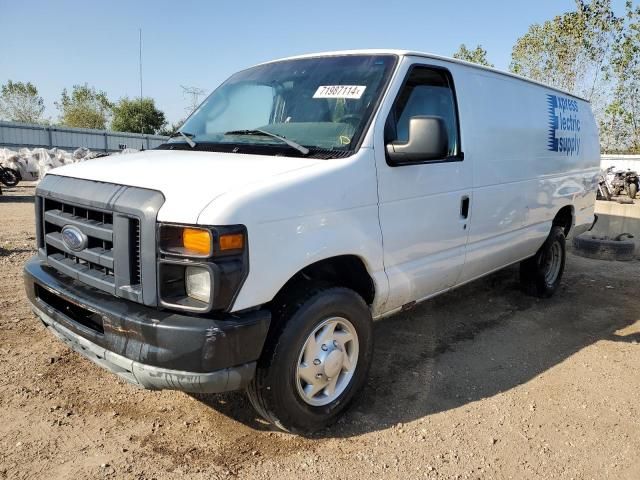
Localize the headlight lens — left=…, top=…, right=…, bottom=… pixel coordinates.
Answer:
left=185, top=266, right=211, bottom=303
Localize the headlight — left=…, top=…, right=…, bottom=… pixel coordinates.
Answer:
left=157, top=224, right=248, bottom=313
left=185, top=266, right=211, bottom=303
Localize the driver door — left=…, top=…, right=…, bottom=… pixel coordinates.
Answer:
left=374, top=63, right=472, bottom=312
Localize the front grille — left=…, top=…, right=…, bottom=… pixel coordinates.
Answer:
left=41, top=197, right=141, bottom=297
left=131, top=218, right=141, bottom=285
left=35, top=176, right=164, bottom=307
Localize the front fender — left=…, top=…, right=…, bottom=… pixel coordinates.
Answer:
left=232, top=205, right=389, bottom=314
left=195, top=149, right=389, bottom=315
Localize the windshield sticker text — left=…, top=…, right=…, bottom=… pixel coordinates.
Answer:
left=547, top=94, right=581, bottom=156
left=313, top=85, right=366, bottom=99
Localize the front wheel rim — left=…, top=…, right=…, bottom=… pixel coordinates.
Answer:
left=295, top=317, right=359, bottom=407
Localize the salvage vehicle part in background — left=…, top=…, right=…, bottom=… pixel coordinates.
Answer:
left=572, top=233, right=635, bottom=261
left=597, top=169, right=612, bottom=201
left=624, top=170, right=638, bottom=199
left=0, top=165, right=20, bottom=187
left=605, top=166, right=639, bottom=200
left=604, top=166, right=625, bottom=196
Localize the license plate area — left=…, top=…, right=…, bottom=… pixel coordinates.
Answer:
left=35, top=284, right=104, bottom=334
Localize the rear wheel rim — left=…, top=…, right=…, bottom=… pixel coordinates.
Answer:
left=295, top=317, right=359, bottom=407
left=541, top=240, right=562, bottom=285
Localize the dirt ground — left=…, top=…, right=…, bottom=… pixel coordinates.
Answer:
left=1, top=183, right=639, bottom=480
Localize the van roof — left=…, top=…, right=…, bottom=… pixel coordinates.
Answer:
left=261, top=49, right=588, bottom=102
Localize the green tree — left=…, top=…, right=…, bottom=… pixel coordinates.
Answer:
left=453, top=44, right=494, bottom=67
left=111, top=97, right=167, bottom=135
left=601, top=1, right=640, bottom=152
left=56, top=84, right=113, bottom=129
left=158, top=120, right=184, bottom=137
left=510, top=0, right=621, bottom=97
left=0, top=80, right=45, bottom=123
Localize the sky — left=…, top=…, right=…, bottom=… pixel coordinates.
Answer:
left=0, top=0, right=634, bottom=124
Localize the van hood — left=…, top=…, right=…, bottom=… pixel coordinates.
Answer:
left=50, top=150, right=322, bottom=223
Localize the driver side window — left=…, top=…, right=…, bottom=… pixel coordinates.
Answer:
left=386, top=66, right=460, bottom=160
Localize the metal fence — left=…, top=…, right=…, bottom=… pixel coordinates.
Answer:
left=0, top=121, right=168, bottom=152
left=601, top=154, right=640, bottom=172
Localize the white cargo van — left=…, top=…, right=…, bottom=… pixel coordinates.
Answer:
left=25, top=50, right=599, bottom=432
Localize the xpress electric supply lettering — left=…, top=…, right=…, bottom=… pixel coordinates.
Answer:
left=547, top=94, right=581, bottom=156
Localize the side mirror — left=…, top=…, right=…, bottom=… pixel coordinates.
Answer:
left=386, top=116, right=449, bottom=163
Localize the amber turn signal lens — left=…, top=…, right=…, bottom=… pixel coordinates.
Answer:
left=219, top=233, right=244, bottom=251
left=182, top=228, right=212, bottom=256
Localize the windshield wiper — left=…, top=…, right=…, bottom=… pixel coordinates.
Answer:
left=224, top=129, right=309, bottom=155
left=169, top=130, right=196, bottom=148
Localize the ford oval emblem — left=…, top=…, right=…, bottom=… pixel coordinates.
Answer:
left=61, top=225, right=88, bottom=252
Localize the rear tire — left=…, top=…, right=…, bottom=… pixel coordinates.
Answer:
left=629, top=183, right=638, bottom=200
left=246, top=283, right=373, bottom=433
left=520, top=226, right=566, bottom=298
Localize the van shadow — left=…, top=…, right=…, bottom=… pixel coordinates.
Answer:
left=194, top=258, right=639, bottom=438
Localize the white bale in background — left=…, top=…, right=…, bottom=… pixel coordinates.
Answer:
left=0, top=148, right=39, bottom=181
left=0, top=146, right=139, bottom=182
left=31, top=148, right=57, bottom=179
left=119, top=148, right=140, bottom=155
left=73, top=147, right=90, bottom=160
left=48, top=148, right=74, bottom=165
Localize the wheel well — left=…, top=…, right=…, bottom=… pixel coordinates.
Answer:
left=553, top=206, right=574, bottom=236
left=272, top=255, right=375, bottom=306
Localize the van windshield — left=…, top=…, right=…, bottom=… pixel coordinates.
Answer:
left=166, top=55, right=397, bottom=157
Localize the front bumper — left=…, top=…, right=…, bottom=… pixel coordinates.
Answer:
left=24, top=256, right=270, bottom=393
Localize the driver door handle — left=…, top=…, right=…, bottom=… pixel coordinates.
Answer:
left=460, top=196, right=470, bottom=219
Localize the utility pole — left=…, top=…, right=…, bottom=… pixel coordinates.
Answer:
left=180, top=85, right=207, bottom=116
left=139, top=28, right=144, bottom=140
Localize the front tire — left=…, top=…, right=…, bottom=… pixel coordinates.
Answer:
left=247, top=284, right=373, bottom=433
left=520, top=226, right=566, bottom=298
left=629, top=183, right=638, bottom=200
